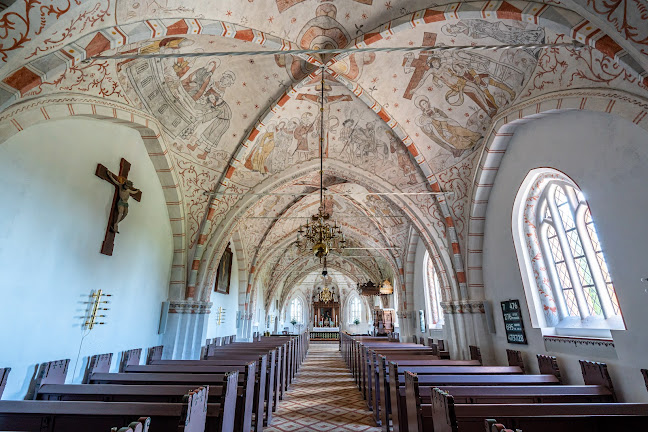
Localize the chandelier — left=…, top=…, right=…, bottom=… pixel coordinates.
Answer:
left=295, top=69, right=346, bottom=261
left=319, top=285, right=334, bottom=303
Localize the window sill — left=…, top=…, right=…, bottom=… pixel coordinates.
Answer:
left=542, top=334, right=617, bottom=359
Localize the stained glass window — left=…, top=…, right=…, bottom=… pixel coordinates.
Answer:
left=349, top=297, right=361, bottom=323
left=535, top=180, right=622, bottom=324
left=290, top=298, right=303, bottom=324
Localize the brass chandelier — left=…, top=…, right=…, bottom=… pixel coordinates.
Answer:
left=295, top=69, right=346, bottom=262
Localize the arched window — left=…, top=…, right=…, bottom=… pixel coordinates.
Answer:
left=424, top=251, right=444, bottom=328
left=349, top=297, right=362, bottom=324
left=514, top=169, right=624, bottom=332
left=290, top=298, right=303, bottom=324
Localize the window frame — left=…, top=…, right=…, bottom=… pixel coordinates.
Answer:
left=290, top=297, right=303, bottom=325
left=513, top=169, right=625, bottom=334
left=423, top=251, right=444, bottom=329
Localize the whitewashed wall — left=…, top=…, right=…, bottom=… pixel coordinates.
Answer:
left=0, top=119, right=173, bottom=399
left=482, top=110, right=648, bottom=402
left=205, top=247, right=239, bottom=340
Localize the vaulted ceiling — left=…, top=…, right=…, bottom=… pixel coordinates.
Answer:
left=1, top=0, right=647, bottom=312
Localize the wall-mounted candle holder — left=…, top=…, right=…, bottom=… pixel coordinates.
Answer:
left=84, top=289, right=111, bottom=330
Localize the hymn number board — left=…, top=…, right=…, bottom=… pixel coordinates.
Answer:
left=501, top=300, right=527, bottom=344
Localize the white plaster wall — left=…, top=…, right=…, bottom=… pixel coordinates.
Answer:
left=482, top=110, right=648, bottom=402
left=205, top=247, right=239, bottom=340
left=0, top=118, right=173, bottom=399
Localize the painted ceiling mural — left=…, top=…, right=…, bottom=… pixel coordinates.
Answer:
left=1, top=0, right=648, bottom=313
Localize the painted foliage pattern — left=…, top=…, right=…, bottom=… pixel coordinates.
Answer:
left=0, top=0, right=647, bottom=306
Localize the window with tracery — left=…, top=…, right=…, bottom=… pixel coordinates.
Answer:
left=290, top=298, right=303, bottom=324
left=349, top=297, right=361, bottom=324
left=424, top=252, right=444, bottom=327
left=515, top=169, right=624, bottom=331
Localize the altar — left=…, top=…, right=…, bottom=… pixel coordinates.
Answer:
left=310, top=327, right=340, bottom=341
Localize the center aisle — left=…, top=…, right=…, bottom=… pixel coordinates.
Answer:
left=265, top=341, right=382, bottom=432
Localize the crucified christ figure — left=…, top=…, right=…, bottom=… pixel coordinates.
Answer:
left=106, top=172, right=141, bottom=233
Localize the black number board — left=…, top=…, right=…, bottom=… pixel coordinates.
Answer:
left=501, top=300, right=527, bottom=344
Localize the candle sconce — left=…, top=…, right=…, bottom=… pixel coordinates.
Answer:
left=84, top=289, right=111, bottom=330
left=216, top=307, right=226, bottom=325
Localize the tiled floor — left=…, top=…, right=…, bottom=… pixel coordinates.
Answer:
left=265, top=342, right=382, bottom=432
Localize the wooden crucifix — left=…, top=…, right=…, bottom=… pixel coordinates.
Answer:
left=95, top=158, right=142, bottom=256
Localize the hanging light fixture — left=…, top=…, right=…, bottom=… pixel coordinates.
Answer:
left=295, top=68, right=347, bottom=262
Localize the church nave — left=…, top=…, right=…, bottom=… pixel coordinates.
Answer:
left=266, top=342, right=380, bottom=432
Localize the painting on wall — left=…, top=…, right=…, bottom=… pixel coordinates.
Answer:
left=215, top=243, right=233, bottom=294
left=419, top=310, right=426, bottom=333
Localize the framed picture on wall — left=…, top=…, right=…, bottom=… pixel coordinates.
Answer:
left=214, top=244, right=233, bottom=294
left=419, top=310, right=426, bottom=333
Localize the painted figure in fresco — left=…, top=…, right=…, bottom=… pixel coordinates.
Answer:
left=415, top=95, right=481, bottom=157
left=116, top=37, right=192, bottom=72
left=339, top=118, right=357, bottom=163
left=106, top=171, right=142, bottom=233
left=293, top=113, right=315, bottom=162
left=182, top=61, right=219, bottom=101
left=198, top=91, right=232, bottom=149
left=244, top=130, right=276, bottom=174
left=416, top=55, right=516, bottom=117
left=386, top=131, right=417, bottom=185
left=442, top=20, right=545, bottom=49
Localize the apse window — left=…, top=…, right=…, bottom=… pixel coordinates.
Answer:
left=349, top=297, right=361, bottom=324
left=424, top=251, right=444, bottom=328
left=513, top=169, right=624, bottom=336
left=290, top=298, right=303, bottom=324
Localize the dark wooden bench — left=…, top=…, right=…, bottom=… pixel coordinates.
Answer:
left=405, top=372, right=616, bottom=432
left=89, top=370, right=254, bottom=432
left=0, top=368, right=10, bottom=400
left=432, top=388, right=648, bottom=432
left=0, top=386, right=213, bottom=432
left=388, top=362, right=559, bottom=432
left=373, top=355, right=481, bottom=430
left=152, top=356, right=277, bottom=427
left=123, top=362, right=266, bottom=431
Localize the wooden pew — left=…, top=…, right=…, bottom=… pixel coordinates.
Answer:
left=83, top=353, right=113, bottom=383
left=469, top=345, right=482, bottom=365
left=0, top=386, right=215, bottom=432
left=405, top=371, right=616, bottom=432
left=123, top=362, right=266, bottom=431
left=146, top=346, right=164, bottom=365
left=111, top=417, right=151, bottom=432
left=374, top=356, right=480, bottom=430
left=0, top=368, right=10, bottom=400
left=388, top=362, right=559, bottom=432
left=153, top=356, right=277, bottom=427
left=38, top=374, right=239, bottom=432
left=432, top=388, right=648, bottom=432
left=89, top=369, right=254, bottom=432
left=120, top=349, right=142, bottom=372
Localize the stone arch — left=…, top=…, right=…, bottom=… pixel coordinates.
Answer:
left=467, top=88, right=648, bottom=301
left=196, top=159, right=455, bottom=306
left=0, top=96, right=187, bottom=299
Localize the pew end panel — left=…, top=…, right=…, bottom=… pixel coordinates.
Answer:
left=84, top=353, right=113, bottom=383
left=120, top=349, right=143, bottom=372
left=404, top=372, right=421, bottom=432
left=147, top=346, right=164, bottom=365
left=579, top=360, right=616, bottom=402
left=180, top=386, right=209, bottom=432
left=31, top=359, right=70, bottom=399
left=431, top=388, right=457, bottom=432
left=0, top=368, right=10, bottom=400
left=484, top=419, right=516, bottom=432
left=221, top=372, right=239, bottom=432
left=642, top=369, right=648, bottom=392
left=505, top=350, right=524, bottom=374
left=469, top=346, right=482, bottom=365
left=537, top=355, right=562, bottom=384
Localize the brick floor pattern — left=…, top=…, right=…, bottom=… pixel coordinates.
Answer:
left=264, top=342, right=382, bottom=432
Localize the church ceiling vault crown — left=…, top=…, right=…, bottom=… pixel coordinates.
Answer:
left=1, top=0, right=647, bottom=312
